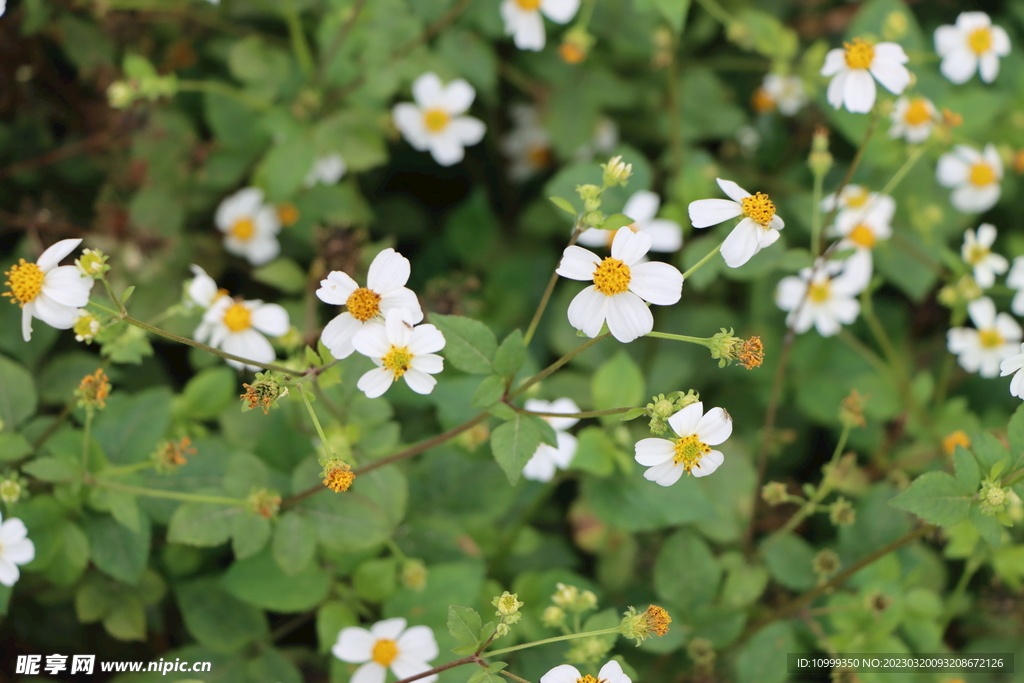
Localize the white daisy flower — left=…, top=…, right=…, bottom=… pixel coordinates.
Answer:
left=688, top=178, right=785, bottom=268
left=775, top=254, right=871, bottom=337
left=3, top=238, right=94, bottom=342
left=1006, top=256, right=1024, bottom=316
left=0, top=512, right=35, bottom=587
left=757, top=74, right=807, bottom=116
left=820, top=184, right=895, bottom=216
left=937, top=144, right=1003, bottom=214
left=0, top=1, right=6, bottom=15
left=578, top=190, right=682, bottom=253
left=352, top=308, right=445, bottom=398
left=501, top=104, right=553, bottom=182
left=304, top=153, right=347, bottom=188
left=888, top=96, right=939, bottom=144
left=541, top=661, right=631, bottom=683
left=947, top=296, right=1022, bottom=378
left=820, top=38, right=910, bottom=113
left=522, top=398, right=581, bottom=482
left=634, top=401, right=732, bottom=486
left=556, top=226, right=684, bottom=343
left=500, top=0, right=580, bottom=51
left=185, top=264, right=226, bottom=309
left=215, top=187, right=281, bottom=266
left=935, top=12, right=1011, bottom=84
left=196, top=296, right=290, bottom=372
left=1000, top=344, right=1024, bottom=399
left=317, top=249, right=422, bottom=361
left=392, top=73, right=486, bottom=167
left=829, top=196, right=894, bottom=254
left=961, top=224, right=1008, bottom=288
left=333, top=617, right=439, bottom=683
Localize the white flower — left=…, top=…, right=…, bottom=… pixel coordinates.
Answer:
left=578, top=191, right=682, bottom=253
left=820, top=38, right=910, bottom=113
left=829, top=196, right=894, bottom=254
left=935, top=12, right=1011, bottom=84
left=186, top=264, right=226, bottom=309
left=317, top=249, right=422, bottom=360
left=820, top=184, right=894, bottom=215
left=522, top=398, right=580, bottom=482
left=215, top=187, right=281, bottom=266
left=888, top=96, right=938, bottom=144
left=1000, top=345, right=1024, bottom=399
left=392, top=73, right=486, bottom=166
left=688, top=178, right=785, bottom=268
left=333, top=617, right=439, bottom=683
left=501, top=104, right=553, bottom=182
left=0, top=513, right=35, bottom=586
left=961, top=224, right=1008, bottom=288
left=759, top=74, right=807, bottom=116
left=304, top=153, right=347, bottom=188
left=3, top=238, right=94, bottom=342
left=500, top=0, right=580, bottom=51
left=556, top=227, right=683, bottom=343
left=634, top=401, right=732, bottom=486
left=1006, top=256, right=1024, bottom=316
left=196, top=296, right=290, bottom=372
left=542, top=662, right=631, bottom=683
left=775, top=254, right=871, bottom=337
left=947, top=296, right=1022, bottom=378
left=0, top=1, right=6, bottom=15
left=352, top=308, right=445, bottom=398
left=937, top=144, right=1003, bottom=214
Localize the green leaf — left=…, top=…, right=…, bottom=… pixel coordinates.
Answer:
left=97, top=321, right=153, bottom=364
left=175, top=367, right=237, bottom=421
left=529, top=413, right=559, bottom=448
left=591, top=352, right=644, bottom=420
left=0, top=433, right=32, bottom=462
left=255, top=137, right=319, bottom=202
left=272, top=511, right=317, bottom=576
left=168, top=499, right=241, bottom=547
left=89, top=487, right=141, bottom=533
left=40, top=520, right=90, bottom=586
left=619, top=407, right=647, bottom=422
left=84, top=513, right=151, bottom=585
left=0, top=354, right=37, bottom=429
left=231, top=513, right=271, bottom=560
left=582, top=465, right=714, bottom=531
left=222, top=548, right=332, bottom=613
left=571, top=426, right=618, bottom=477
left=970, top=431, right=1010, bottom=474
left=654, top=529, right=721, bottom=613
left=735, top=622, right=795, bottom=683
left=92, top=388, right=172, bottom=464
left=761, top=533, right=818, bottom=591
left=253, top=258, right=308, bottom=295
left=447, top=605, right=483, bottom=647
left=312, top=110, right=388, bottom=173
left=176, top=578, right=269, bottom=654
left=430, top=314, right=498, bottom=375
left=1005, top=403, right=1024, bottom=471
left=470, top=375, right=506, bottom=409
left=490, top=413, right=542, bottom=486
left=969, top=505, right=1003, bottom=547
left=120, top=285, right=136, bottom=305
left=76, top=574, right=113, bottom=623
left=953, top=446, right=980, bottom=491
left=493, top=330, right=526, bottom=378
left=104, top=594, right=146, bottom=641
left=597, top=213, right=634, bottom=230
left=316, top=602, right=358, bottom=653
left=23, top=456, right=80, bottom=482
left=549, top=196, right=578, bottom=216
left=353, top=557, right=398, bottom=603
left=889, top=471, right=974, bottom=527
left=489, top=403, right=516, bottom=421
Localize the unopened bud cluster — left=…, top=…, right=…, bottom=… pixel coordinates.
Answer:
left=708, top=328, right=764, bottom=369
left=938, top=275, right=983, bottom=309
left=75, top=249, right=110, bottom=279
left=601, top=155, right=632, bottom=188
left=642, top=390, right=700, bottom=435
left=978, top=481, right=1010, bottom=516
left=0, top=476, right=25, bottom=505
left=808, top=126, right=833, bottom=177
left=247, top=488, right=282, bottom=519
left=761, top=481, right=791, bottom=506
left=829, top=497, right=856, bottom=526
left=552, top=582, right=597, bottom=612
left=491, top=591, right=524, bottom=637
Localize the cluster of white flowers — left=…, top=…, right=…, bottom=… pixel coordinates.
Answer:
left=316, top=249, right=446, bottom=398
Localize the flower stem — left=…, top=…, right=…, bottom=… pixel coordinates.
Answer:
left=177, top=79, right=272, bottom=110
left=809, top=161, right=826, bottom=258
left=82, top=407, right=94, bottom=472
left=509, top=334, right=608, bottom=399
left=283, top=0, right=315, bottom=79
left=524, top=224, right=583, bottom=346
left=482, top=626, right=622, bottom=658
left=693, top=0, right=733, bottom=25
left=645, top=331, right=714, bottom=347
left=514, top=406, right=633, bottom=419
left=682, top=243, right=722, bottom=280
left=298, top=384, right=334, bottom=462
left=1003, top=467, right=1024, bottom=488
left=90, top=477, right=247, bottom=506
left=99, top=460, right=155, bottom=478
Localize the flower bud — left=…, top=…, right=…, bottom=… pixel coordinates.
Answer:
left=0, top=477, right=23, bottom=505
left=881, top=11, right=908, bottom=41
left=829, top=497, right=856, bottom=526
left=761, top=482, right=790, bottom=506
left=601, top=156, right=632, bottom=188
left=247, top=489, right=282, bottom=519
left=401, top=558, right=428, bottom=590
left=492, top=591, right=524, bottom=617
left=559, top=26, right=594, bottom=64
left=808, top=126, right=833, bottom=178
left=979, top=481, right=1010, bottom=516
left=73, top=311, right=101, bottom=344
left=619, top=605, right=671, bottom=645
left=813, top=549, right=841, bottom=579
left=75, top=248, right=110, bottom=278
left=107, top=81, right=134, bottom=109
left=551, top=582, right=579, bottom=609
left=542, top=606, right=566, bottom=627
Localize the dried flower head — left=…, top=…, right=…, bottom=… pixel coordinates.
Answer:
left=619, top=604, right=672, bottom=645
left=76, top=369, right=111, bottom=409
left=813, top=549, right=842, bottom=578
left=829, top=497, right=856, bottom=526
left=240, top=372, right=288, bottom=414
left=247, top=488, right=282, bottom=519
left=761, top=481, right=790, bottom=506
left=152, top=437, right=196, bottom=473
left=839, top=389, right=867, bottom=428
left=322, top=460, right=355, bottom=493
left=739, top=336, right=765, bottom=369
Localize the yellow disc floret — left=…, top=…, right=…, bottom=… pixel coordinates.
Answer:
left=740, top=192, right=776, bottom=227
left=423, top=108, right=451, bottom=133
left=942, top=430, right=971, bottom=456
left=592, top=257, right=631, bottom=295
left=383, top=346, right=413, bottom=378
left=903, top=98, right=932, bottom=126
left=848, top=224, right=877, bottom=249
left=230, top=217, right=256, bottom=241
left=372, top=639, right=399, bottom=666
left=3, top=259, right=44, bottom=307
left=843, top=38, right=875, bottom=70
left=673, top=434, right=711, bottom=474
left=223, top=302, right=252, bottom=332
left=969, top=162, right=996, bottom=187
left=515, top=0, right=542, bottom=9
left=575, top=676, right=607, bottom=683
left=965, top=242, right=989, bottom=265
left=346, top=287, right=382, bottom=322
left=277, top=203, right=300, bottom=227
left=808, top=280, right=831, bottom=303
left=323, top=465, right=355, bottom=493
left=979, top=328, right=1004, bottom=348
left=968, top=27, right=992, bottom=55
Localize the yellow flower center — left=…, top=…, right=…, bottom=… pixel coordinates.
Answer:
left=74, top=314, right=99, bottom=340
left=230, top=217, right=256, bottom=242
left=843, top=38, right=875, bottom=70
left=223, top=302, right=252, bottom=332
left=383, top=346, right=413, bottom=378
left=575, top=677, right=607, bottom=683
left=979, top=328, right=1004, bottom=349
left=969, top=162, right=996, bottom=187
left=903, top=98, right=932, bottom=126
left=323, top=465, right=355, bottom=493
left=942, top=430, right=971, bottom=456
left=740, top=192, right=776, bottom=227
left=965, top=242, right=989, bottom=265
left=346, top=287, right=382, bottom=322
left=673, top=434, right=711, bottom=474
left=423, top=108, right=451, bottom=133
left=968, top=27, right=992, bottom=55
left=808, top=280, right=831, bottom=303
left=277, top=203, right=300, bottom=227
left=592, top=257, right=631, bottom=296
left=845, top=188, right=869, bottom=208
left=527, top=144, right=553, bottom=169
left=752, top=87, right=776, bottom=113
left=372, top=639, right=399, bottom=666
left=848, top=224, right=877, bottom=249
left=515, top=0, right=542, bottom=10
left=2, top=259, right=44, bottom=307
left=559, top=42, right=586, bottom=64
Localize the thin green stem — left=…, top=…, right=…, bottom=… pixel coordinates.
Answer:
left=283, top=0, right=315, bottom=79
left=499, top=670, right=532, bottom=683
left=524, top=225, right=583, bottom=346
left=92, top=478, right=247, bottom=506
left=939, top=556, right=981, bottom=629
left=298, top=385, right=334, bottom=462
left=82, top=407, right=94, bottom=472
left=837, top=329, right=889, bottom=376
left=99, top=461, right=154, bottom=478
left=810, top=165, right=826, bottom=258
left=682, top=243, right=722, bottom=280
left=482, top=627, right=622, bottom=658
left=319, top=0, right=369, bottom=82
left=645, top=331, right=714, bottom=348
left=509, top=334, right=608, bottom=400
left=877, top=142, right=930, bottom=198
left=102, top=279, right=126, bottom=315
left=515, top=406, right=633, bottom=419
left=88, top=301, right=121, bottom=317
left=821, top=110, right=880, bottom=233
left=935, top=306, right=967, bottom=406
left=1003, top=467, right=1024, bottom=488
left=177, top=80, right=271, bottom=110
left=693, top=0, right=733, bottom=25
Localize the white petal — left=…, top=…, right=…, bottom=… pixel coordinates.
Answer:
left=623, top=190, right=660, bottom=224
left=358, top=368, right=396, bottom=398
left=627, top=261, right=683, bottom=306
left=936, top=153, right=969, bottom=187
left=408, top=324, right=445, bottom=355
left=720, top=219, right=762, bottom=268
left=952, top=184, right=999, bottom=213
left=391, top=657, right=437, bottom=683
left=0, top=560, right=20, bottom=587
left=940, top=50, right=978, bottom=84
left=821, top=48, right=847, bottom=76
left=692, top=450, right=724, bottom=477
left=667, top=401, right=704, bottom=437
left=549, top=432, right=578, bottom=468
left=775, top=276, right=807, bottom=311
left=333, top=627, right=376, bottom=662
left=1, top=537, right=34, bottom=565
left=21, top=305, right=32, bottom=341
left=634, top=438, right=675, bottom=466
left=874, top=42, right=909, bottom=64
left=576, top=228, right=612, bottom=248
left=409, top=353, right=444, bottom=375
left=996, top=313, right=1023, bottom=341
left=317, top=271, right=359, bottom=306
left=31, top=294, right=77, bottom=330
left=321, top=313, right=361, bottom=360
left=256, top=206, right=281, bottom=236
left=350, top=663, right=387, bottom=683
left=968, top=297, right=997, bottom=328
left=695, top=407, right=732, bottom=446
left=36, top=238, right=83, bottom=272
left=510, top=9, right=546, bottom=50
left=523, top=448, right=557, bottom=482
left=428, top=134, right=466, bottom=166
left=385, top=308, right=414, bottom=347
left=541, top=665, right=583, bottom=683
left=394, top=624, right=435, bottom=658
left=598, top=661, right=630, bottom=683
left=353, top=322, right=390, bottom=359
left=826, top=69, right=848, bottom=110
left=244, top=236, right=280, bottom=266
left=379, top=288, right=423, bottom=322
left=393, top=103, right=430, bottom=151
left=716, top=178, right=751, bottom=202
left=541, top=0, right=580, bottom=23
left=934, top=25, right=961, bottom=56
left=610, top=227, right=652, bottom=266
left=223, top=329, right=275, bottom=368
left=441, top=80, right=476, bottom=115
left=367, top=248, right=412, bottom=294
left=991, top=26, right=1011, bottom=55
left=404, top=368, right=437, bottom=395
left=557, top=246, right=601, bottom=281
left=0, top=518, right=28, bottom=543
left=1011, top=369, right=1024, bottom=398
left=252, top=303, right=290, bottom=336
left=644, top=219, right=683, bottom=252
left=653, top=461, right=685, bottom=486
left=688, top=198, right=743, bottom=228
left=843, top=69, right=877, bottom=113
left=41, top=266, right=91, bottom=306
left=545, top=398, right=582, bottom=431
left=412, top=73, right=445, bottom=108
left=604, top=292, right=653, bottom=343
left=979, top=52, right=1001, bottom=83
left=566, top=286, right=609, bottom=338
left=188, top=265, right=219, bottom=308
left=450, top=117, right=486, bottom=148
left=870, top=59, right=910, bottom=95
